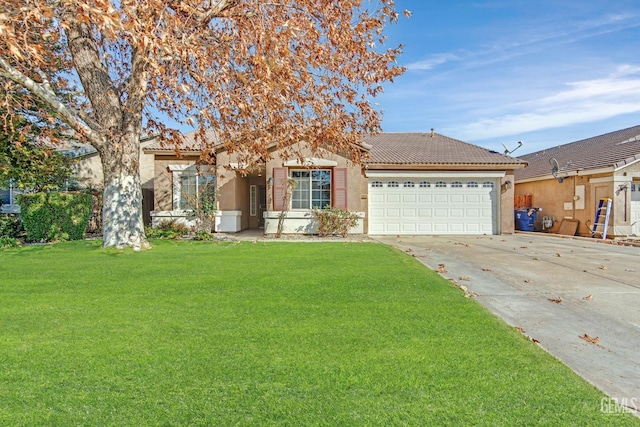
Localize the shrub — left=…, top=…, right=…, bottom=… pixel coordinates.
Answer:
left=0, top=236, right=21, bottom=248
left=146, top=220, right=191, bottom=239
left=313, top=207, right=360, bottom=237
left=18, top=192, right=92, bottom=242
left=0, top=213, right=23, bottom=238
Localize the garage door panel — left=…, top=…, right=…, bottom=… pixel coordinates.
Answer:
left=434, top=194, right=448, bottom=203
left=369, top=177, right=497, bottom=235
left=434, top=208, right=448, bottom=217
left=403, top=195, right=416, bottom=203
left=386, top=208, right=400, bottom=217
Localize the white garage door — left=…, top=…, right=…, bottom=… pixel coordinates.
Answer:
left=368, top=177, right=498, bottom=235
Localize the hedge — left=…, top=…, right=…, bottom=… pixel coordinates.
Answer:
left=18, top=192, right=93, bottom=242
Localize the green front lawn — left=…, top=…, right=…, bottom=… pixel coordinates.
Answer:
left=0, top=240, right=637, bottom=425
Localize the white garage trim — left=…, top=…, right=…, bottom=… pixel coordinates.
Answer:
left=368, top=176, right=500, bottom=235
left=366, top=171, right=505, bottom=179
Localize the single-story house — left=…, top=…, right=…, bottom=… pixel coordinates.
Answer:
left=145, top=130, right=527, bottom=236
left=515, top=125, right=640, bottom=237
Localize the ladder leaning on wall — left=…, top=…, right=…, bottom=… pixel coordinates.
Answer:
left=591, top=198, right=612, bottom=239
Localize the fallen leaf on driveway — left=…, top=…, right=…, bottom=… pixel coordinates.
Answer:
left=555, top=253, right=562, bottom=257
left=520, top=246, right=528, bottom=249
left=464, top=292, right=479, bottom=298
left=481, top=268, right=491, bottom=271
left=448, top=278, right=458, bottom=285
left=436, top=264, right=447, bottom=273
left=599, top=265, right=608, bottom=270
left=524, top=279, right=531, bottom=283
left=532, top=257, right=540, bottom=261
left=583, top=294, right=593, bottom=300
left=459, top=276, right=470, bottom=281
left=531, top=337, right=540, bottom=344
left=548, top=297, right=562, bottom=304
left=625, top=268, right=635, bottom=272
left=459, top=285, right=468, bottom=292
left=579, top=333, right=599, bottom=344
left=515, top=327, right=525, bottom=333
left=405, top=248, right=412, bottom=252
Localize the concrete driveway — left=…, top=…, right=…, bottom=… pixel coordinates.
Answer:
left=375, top=233, right=640, bottom=415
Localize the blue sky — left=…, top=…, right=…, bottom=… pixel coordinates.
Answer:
left=376, top=0, right=640, bottom=154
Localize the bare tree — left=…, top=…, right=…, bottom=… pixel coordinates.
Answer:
left=0, top=0, right=407, bottom=249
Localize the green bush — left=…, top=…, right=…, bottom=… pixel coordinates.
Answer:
left=145, top=220, right=191, bottom=240
left=18, top=192, right=92, bottom=242
left=313, top=207, right=360, bottom=237
left=0, top=236, right=21, bottom=248
left=0, top=213, right=23, bottom=238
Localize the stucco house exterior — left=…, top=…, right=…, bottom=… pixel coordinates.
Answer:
left=145, top=130, right=526, bottom=236
left=515, top=125, right=640, bottom=237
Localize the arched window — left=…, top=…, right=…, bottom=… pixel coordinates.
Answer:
left=419, top=181, right=431, bottom=188
left=371, top=181, right=383, bottom=188
left=451, top=181, right=463, bottom=188
left=467, top=181, right=479, bottom=188
left=435, top=181, right=447, bottom=188
left=403, top=181, right=415, bottom=188
left=388, top=181, right=399, bottom=188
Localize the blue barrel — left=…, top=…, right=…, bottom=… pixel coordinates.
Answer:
left=515, top=208, right=537, bottom=231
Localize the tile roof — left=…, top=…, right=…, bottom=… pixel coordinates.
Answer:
left=363, top=132, right=527, bottom=167
left=515, top=125, right=640, bottom=181
left=143, top=129, right=220, bottom=153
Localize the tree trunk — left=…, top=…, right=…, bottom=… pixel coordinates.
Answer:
left=99, top=133, right=150, bottom=250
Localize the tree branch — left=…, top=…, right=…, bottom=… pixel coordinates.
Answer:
left=0, top=57, right=106, bottom=146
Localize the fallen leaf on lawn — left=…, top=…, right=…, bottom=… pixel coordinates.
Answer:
left=579, top=333, right=599, bottom=344
left=530, top=337, right=540, bottom=344
left=583, top=294, right=593, bottom=300
left=548, top=297, right=562, bottom=304
left=555, top=253, right=562, bottom=257
left=436, top=264, right=447, bottom=273
left=459, top=276, right=470, bottom=281
left=515, top=327, right=526, bottom=333
left=599, top=265, right=608, bottom=270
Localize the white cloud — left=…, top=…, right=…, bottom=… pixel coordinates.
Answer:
left=405, top=53, right=460, bottom=70
left=453, top=65, right=640, bottom=140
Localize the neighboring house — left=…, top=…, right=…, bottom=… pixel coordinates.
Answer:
left=145, top=130, right=526, bottom=236
left=515, top=125, right=640, bottom=237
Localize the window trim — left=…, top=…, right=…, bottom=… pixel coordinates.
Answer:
left=289, top=168, right=332, bottom=210
left=169, top=164, right=215, bottom=210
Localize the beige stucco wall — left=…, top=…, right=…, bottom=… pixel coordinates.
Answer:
left=153, top=155, right=196, bottom=211
left=500, top=171, right=516, bottom=234
left=264, top=144, right=364, bottom=213
left=73, top=139, right=155, bottom=190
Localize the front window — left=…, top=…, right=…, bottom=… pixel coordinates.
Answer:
left=171, top=165, right=216, bottom=211
left=291, top=169, right=331, bottom=209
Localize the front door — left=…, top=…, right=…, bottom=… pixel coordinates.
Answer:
left=258, top=185, right=267, bottom=228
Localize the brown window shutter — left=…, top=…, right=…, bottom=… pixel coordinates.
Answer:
left=272, top=167, right=287, bottom=210
left=332, top=168, right=348, bottom=209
